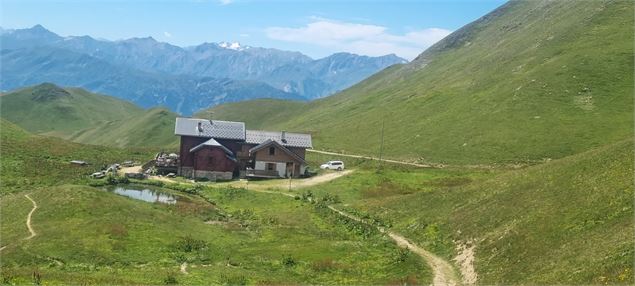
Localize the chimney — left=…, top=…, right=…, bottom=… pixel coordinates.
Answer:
left=281, top=131, right=287, bottom=143
left=197, top=122, right=203, bottom=133
left=208, top=111, right=214, bottom=125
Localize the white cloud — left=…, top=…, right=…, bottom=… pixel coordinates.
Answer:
left=218, top=0, right=233, bottom=5
left=265, top=18, right=451, bottom=60
left=163, top=31, right=172, bottom=38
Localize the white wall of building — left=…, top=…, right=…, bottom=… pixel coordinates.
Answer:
left=254, top=160, right=286, bottom=178
left=275, top=162, right=286, bottom=177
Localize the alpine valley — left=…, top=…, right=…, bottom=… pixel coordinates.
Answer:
left=0, top=25, right=406, bottom=115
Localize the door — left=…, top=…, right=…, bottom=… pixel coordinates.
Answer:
left=286, top=162, right=294, bottom=178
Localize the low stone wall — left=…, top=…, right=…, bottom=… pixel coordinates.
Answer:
left=194, top=170, right=232, bottom=181
left=179, top=167, right=231, bottom=181
left=179, top=167, right=193, bottom=177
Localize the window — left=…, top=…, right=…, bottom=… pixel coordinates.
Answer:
left=267, top=163, right=275, bottom=171
left=269, top=147, right=276, bottom=156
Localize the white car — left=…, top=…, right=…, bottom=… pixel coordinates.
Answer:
left=320, top=161, right=345, bottom=171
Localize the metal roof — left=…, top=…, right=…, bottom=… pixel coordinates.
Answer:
left=189, top=138, right=234, bottom=155
left=246, top=130, right=312, bottom=148
left=175, top=118, right=245, bottom=140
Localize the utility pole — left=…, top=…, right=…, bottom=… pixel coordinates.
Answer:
left=378, top=119, right=385, bottom=171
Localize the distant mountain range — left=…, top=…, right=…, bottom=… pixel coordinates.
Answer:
left=0, top=25, right=407, bottom=114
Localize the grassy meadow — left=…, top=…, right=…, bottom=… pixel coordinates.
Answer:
left=0, top=121, right=430, bottom=285
left=0, top=183, right=430, bottom=285
left=0, top=119, right=155, bottom=195
left=277, top=139, right=635, bottom=284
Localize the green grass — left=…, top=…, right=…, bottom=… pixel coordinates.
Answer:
left=205, top=0, right=634, bottom=165
left=69, top=108, right=179, bottom=148
left=276, top=138, right=634, bottom=284
left=0, top=119, right=155, bottom=194
left=0, top=184, right=430, bottom=285
left=0, top=83, right=178, bottom=148
left=0, top=83, right=140, bottom=136
left=0, top=119, right=431, bottom=284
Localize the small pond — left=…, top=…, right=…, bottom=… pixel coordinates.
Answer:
left=103, top=185, right=178, bottom=205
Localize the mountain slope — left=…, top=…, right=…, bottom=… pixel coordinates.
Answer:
left=0, top=83, right=178, bottom=147
left=69, top=108, right=179, bottom=148
left=0, top=118, right=154, bottom=194
left=206, top=0, right=634, bottom=165
left=195, top=99, right=308, bottom=130
left=303, top=137, right=634, bottom=284
left=0, top=83, right=142, bottom=136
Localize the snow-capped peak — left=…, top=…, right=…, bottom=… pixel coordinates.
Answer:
left=218, top=41, right=247, bottom=51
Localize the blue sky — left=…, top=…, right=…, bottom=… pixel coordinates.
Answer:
left=1, top=0, right=506, bottom=60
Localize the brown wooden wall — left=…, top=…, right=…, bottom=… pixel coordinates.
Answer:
left=179, top=136, right=208, bottom=168
left=179, top=135, right=308, bottom=175
left=180, top=136, right=244, bottom=168
left=253, top=146, right=300, bottom=163
left=192, top=147, right=236, bottom=172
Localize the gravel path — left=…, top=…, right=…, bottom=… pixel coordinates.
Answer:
left=308, top=149, right=432, bottom=168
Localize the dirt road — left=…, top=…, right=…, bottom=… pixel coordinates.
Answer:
left=282, top=170, right=353, bottom=189
left=308, top=149, right=433, bottom=168
left=24, top=194, right=38, bottom=240
left=327, top=205, right=459, bottom=286
left=233, top=169, right=460, bottom=286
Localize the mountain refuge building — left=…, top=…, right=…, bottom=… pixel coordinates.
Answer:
left=174, top=117, right=312, bottom=180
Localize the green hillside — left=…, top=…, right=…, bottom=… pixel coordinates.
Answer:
left=0, top=83, right=141, bottom=136
left=195, top=98, right=307, bottom=130
left=0, top=119, right=154, bottom=194
left=206, top=0, right=634, bottom=165
left=0, top=83, right=178, bottom=148
left=296, top=138, right=634, bottom=284
left=69, top=107, right=178, bottom=148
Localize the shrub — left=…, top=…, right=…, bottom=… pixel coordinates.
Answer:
left=1, top=269, right=15, bottom=285
left=281, top=255, right=296, bottom=267
left=174, top=235, right=208, bottom=253
left=391, top=248, right=411, bottom=264
left=105, top=174, right=130, bottom=185
left=320, top=193, right=341, bottom=204
left=163, top=271, right=178, bottom=285
left=301, top=190, right=314, bottom=202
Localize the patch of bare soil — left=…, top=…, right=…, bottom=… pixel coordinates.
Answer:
left=454, top=241, right=478, bottom=284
